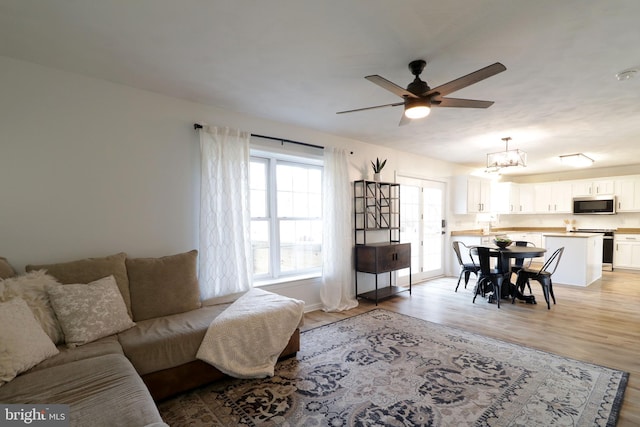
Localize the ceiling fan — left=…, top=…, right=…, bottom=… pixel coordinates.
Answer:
left=337, top=60, right=506, bottom=126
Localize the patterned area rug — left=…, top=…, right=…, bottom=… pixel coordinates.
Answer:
left=158, top=309, right=628, bottom=426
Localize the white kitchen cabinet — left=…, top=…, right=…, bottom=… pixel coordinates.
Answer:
left=492, top=182, right=514, bottom=214
left=494, top=182, right=535, bottom=214
left=597, top=180, right=616, bottom=195
left=615, top=176, right=640, bottom=212
left=534, top=182, right=572, bottom=213
left=518, top=184, right=535, bottom=213
left=453, top=176, right=492, bottom=214
left=453, top=235, right=494, bottom=247
left=506, top=232, right=542, bottom=247
left=506, top=183, right=519, bottom=213
left=614, top=234, right=640, bottom=269
left=554, top=182, right=573, bottom=213
left=571, top=179, right=615, bottom=197
left=506, top=232, right=544, bottom=262
left=533, top=183, right=553, bottom=213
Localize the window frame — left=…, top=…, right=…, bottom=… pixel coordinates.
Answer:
left=250, top=146, right=323, bottom=285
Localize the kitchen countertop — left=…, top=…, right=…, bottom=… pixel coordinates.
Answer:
left=449, top=231, right=508, bottom=236
left=452, top=227, right=640, bottom=236
left=616, top=228, right=640, bottom=234
left=543, top=232, right=602, bottom=238
left=451, top=228, right=564, bottom=236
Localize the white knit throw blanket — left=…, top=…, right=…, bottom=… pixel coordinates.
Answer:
left=196, top=288, right=304, bottom=379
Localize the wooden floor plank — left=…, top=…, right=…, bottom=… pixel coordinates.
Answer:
left=301, top=270, right=640, bottom=426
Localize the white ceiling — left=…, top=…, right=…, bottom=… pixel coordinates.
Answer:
left=2, top=0, right=639, bottom=176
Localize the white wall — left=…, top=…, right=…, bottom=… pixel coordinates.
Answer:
left=0, top=56, right=461, bottom=310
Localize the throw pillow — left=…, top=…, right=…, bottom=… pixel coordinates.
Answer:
left=0, top=298, right=59, bottom=387
left=0, top=257, right=16, bottom=279
left=48, top=275, right=135, bottom=347
left=126, top=250, right=201, bottom=321
left=0, top=270, right=64, bottom=344
left=26, top=252, right=132, bottom=316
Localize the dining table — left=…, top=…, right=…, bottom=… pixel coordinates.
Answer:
left=471, top=245, right=547, bottom=302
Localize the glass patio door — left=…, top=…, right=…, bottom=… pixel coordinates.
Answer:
left=397, top=175, right=446, bottom=282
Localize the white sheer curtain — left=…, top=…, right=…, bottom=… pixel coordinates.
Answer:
left=198, top=126, right=253, bottom=300
left=320, top=147, right=358, bottom=311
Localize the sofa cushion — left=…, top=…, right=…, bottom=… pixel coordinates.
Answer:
left=27, top=335, right=124, bottom=373
left=0, top=270, right=64, bottom=344
left=0, top=354, right=166, bottom=427
left=118, top=304, right=230, bottom=375
left=26, top=252, right=132, bottom=316
left=0, top=298, right=59, bottom=386
left=0, top=257, right=15, bottom=279
left=48, top=276, right=135, bottom=347
left=126, top=250, right=201, bottom=321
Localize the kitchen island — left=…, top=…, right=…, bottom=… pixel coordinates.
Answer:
left=543, top=232, right=603, bottom=286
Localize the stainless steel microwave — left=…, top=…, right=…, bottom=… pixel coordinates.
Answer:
left=573, top=196, right=616, bottom=214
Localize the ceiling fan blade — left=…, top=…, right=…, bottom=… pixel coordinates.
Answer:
left=365, top=75, right=419, bottom=99
left=435, top=97, right=495, bottom=108
left=336, top=101, right=404, bottom=115
left=426, top=62, right=506, bottom=97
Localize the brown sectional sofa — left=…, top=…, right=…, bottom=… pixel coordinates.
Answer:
left=0, top=251, right=301, bottom=426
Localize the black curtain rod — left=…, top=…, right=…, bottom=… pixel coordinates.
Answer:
left=252, top=133, right=324, bottom=150
left=194, top=123, right=353, bottom=154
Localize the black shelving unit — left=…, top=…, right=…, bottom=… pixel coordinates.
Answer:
left=354, top=180, right=411, bottom=305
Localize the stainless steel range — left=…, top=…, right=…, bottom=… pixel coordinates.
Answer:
left=571, top=228, right=615, bottom=271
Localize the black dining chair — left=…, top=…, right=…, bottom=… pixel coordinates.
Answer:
left=452, top=241, right=481, bottom=292
left=510, top=241, right=535, bottom=293
left=514, top=247, right=564, bottom=309
left=472, top=246, right=508, bottom=308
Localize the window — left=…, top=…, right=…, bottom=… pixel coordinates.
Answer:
left=250, top=148, right=322, bottom=283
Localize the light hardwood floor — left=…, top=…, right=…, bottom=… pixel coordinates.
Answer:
left=302, top=270, right=640, bottom=426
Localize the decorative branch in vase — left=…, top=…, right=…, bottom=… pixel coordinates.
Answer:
left=371, top=158, right=387, bottom=182
left=563, top=219, right=576, bottom=232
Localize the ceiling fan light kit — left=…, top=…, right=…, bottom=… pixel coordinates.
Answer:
left=486, top=137, right=527, bottom=169
left=559, top=153, right=594, bottom=167
left=404, top=98, right=430, bottom=119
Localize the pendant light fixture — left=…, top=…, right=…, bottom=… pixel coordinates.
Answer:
left=486, top=137, right=527, bottom=169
